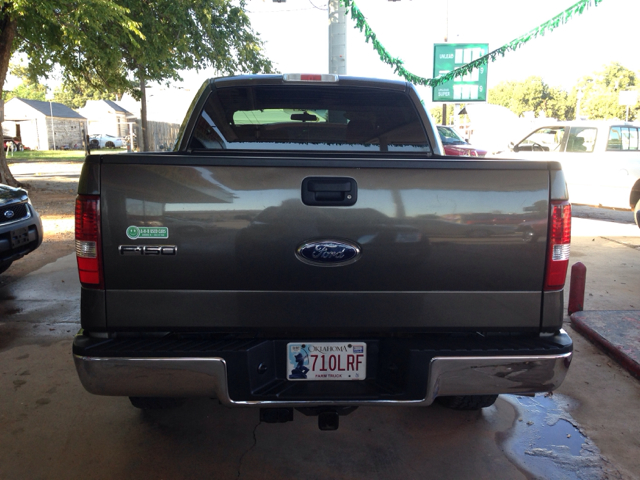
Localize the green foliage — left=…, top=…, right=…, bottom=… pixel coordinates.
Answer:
left=488, top=76, right=574, bottom=120
left=544, top=86, right=575, bottom=120
left=488, top=63, right=640, bottom=121
left=5, top=150, right=87, bottom=163
left=8, top=0, right=143, bottom=89
left=576, top=62, right=640, bottom=120
left=0, top=0, right=143, bottom=185
left=0, top=0, right=274, bottom=181
left=53, top=81, right=119, bottom=109
left=430, top=108, right=442, bottom=125
left=116, top=0, right=274, bottom=92
left=429, top=106, right=457, bottom=125
left=3, top=0, right=274, bottom=101
left=3, top=81, right=47, bottom=102
left=3, top=64, right=47, bottom=101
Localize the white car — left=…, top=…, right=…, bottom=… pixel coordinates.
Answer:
left=89, top=134, right=124, bottom=149
left=493, top=120, right=640, bottom=222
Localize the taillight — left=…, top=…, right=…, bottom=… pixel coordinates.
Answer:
left=544, top=200, right=571, bottom=291
left=75, top=195, right=103, bottom=288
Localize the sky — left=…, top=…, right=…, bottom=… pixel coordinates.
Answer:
left=7, top=0, right=639, bottom=123
left=176, top=0, right=640, bottom=111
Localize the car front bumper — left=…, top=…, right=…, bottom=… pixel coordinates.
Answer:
left=0, top=204, right=43, bottom=264
left=73, top=330, right=573, bottom=406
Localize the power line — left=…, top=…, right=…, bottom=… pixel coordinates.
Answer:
left=308, top=0, right=328, bottom=11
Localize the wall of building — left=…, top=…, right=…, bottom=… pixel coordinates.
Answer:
left=47, top=119, right=87, bottom=149
left=3, top=121, right=16, bottom=138
left=18, top=119, right=41, bottom=150
left=79, top=101, right=132, bottom=138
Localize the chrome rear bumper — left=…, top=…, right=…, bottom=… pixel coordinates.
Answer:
left=74, top=350, right=572, bottom=407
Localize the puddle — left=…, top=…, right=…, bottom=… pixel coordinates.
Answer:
left=536, top=417, right=584, bottom=456
left=500, top=394, right=619, bottom=479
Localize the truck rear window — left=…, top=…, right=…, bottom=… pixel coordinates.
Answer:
left=188, top=85, right=432, bottom=153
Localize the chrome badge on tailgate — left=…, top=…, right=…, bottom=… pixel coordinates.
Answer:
left=295, top=239, right=361, bottom=267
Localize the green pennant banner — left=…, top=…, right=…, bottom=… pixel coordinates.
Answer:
left=341, top=0, right=605, bottom=88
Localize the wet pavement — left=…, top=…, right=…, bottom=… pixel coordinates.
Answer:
left=502, top=394, right=618, bottom=479
left=0, top=254, right=79, bottom=350
left=0, top=258, right=627, bottom=479
left=0, top=333, right=620, bottom=480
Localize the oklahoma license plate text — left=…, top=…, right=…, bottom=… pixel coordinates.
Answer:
left=287, top=342, right=366, bottom=381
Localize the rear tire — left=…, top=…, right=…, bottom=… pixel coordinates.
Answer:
left=436, top=394, right=498, bottom=410
left=129, top=397, right=186, bottom=410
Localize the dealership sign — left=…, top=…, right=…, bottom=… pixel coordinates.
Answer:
left=432, top=43, right=488, bottom=103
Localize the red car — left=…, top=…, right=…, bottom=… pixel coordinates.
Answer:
left=438, top=126, right=487, bottom=157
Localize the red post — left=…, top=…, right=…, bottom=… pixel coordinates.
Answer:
left=568, top=262, right=587, bottom=315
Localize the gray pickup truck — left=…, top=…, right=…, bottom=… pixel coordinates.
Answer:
left=73, top=74, right=573, bottom=430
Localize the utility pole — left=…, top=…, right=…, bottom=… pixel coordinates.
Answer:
left=328, top=0, right=347, bottom=75
left=442, top=0, right=449, bottom=125
left=45, top=92, right=56, bottom=150
left=139, top=73, right=149, bottom=152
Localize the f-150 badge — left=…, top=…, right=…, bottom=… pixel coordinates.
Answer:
left=296, top=240, right=361, bottom=267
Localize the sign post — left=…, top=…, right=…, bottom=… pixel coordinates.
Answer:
left=619, top=90, right=638, bottom=122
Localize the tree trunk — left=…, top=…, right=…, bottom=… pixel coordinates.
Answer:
left=139, top=72, right=149, bottom=152
left=0, top=10, right=18, bottom=186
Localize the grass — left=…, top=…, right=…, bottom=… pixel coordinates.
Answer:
left=6, top=149, right=126, bottom=164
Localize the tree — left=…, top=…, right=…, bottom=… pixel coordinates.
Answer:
left=2, top=63, right=48, bottom=101
left=576, top=62, right=640, bottom=121
left=0, top=0, right=143, bottom=186
left=3, top=80, right=47, bottom=102
left=488, top=77, right=574, bottom=120
left=429, top=105, right=459, bottom=125
left=543, top=86, right=574, bottom=121
left=1, top=0, right=274, bottom=185
left=112, top=0, right=274, bottom=151
left=53, top=80, right=120, bottom=110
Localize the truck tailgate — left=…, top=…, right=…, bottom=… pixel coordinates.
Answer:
left=99, top=156, right=551, bottom=331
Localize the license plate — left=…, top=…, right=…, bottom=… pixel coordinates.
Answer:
left=287, top=342, right=366, bottom=381
left=10, top=227, right=30, bottom=248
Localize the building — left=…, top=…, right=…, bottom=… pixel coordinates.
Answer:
left=77, top=99, right=136, bottom=138
left=116, top=90, right=192, bottom=151
left=3, top=98, right=88, bottom=150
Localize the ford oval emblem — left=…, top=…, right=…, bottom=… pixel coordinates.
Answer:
left=4, top=210, right=15, bottom=219
left=296, top=240, right=361, bottom=267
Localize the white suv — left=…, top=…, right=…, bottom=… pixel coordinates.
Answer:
left=494, top=120, right=640, bottom=225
